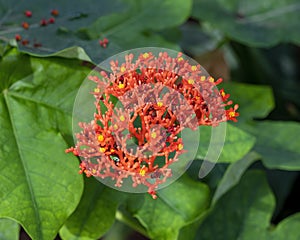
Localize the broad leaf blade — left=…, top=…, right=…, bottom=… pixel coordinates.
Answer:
left=197, top=170, right=300, bottom=239
left=0, top=218, right=19, bottom=240
left=0, top=48, right=90, bottom=239
left=245, top=121, right=300, bottom=170
left=192, top=0, right=300, bottom=47
left=270, top=213, right=300, bottom=240
left=197, top=170, right=274, bottom=240
left=212, top=151, right=261, bottom=204
left=133, top=174, right=210, bottom=240
left=221, top=82, right=274, bottom=122
left=196, top=123, right=256, bottom=163
left=60, top=177, right=126, bottom=240
left=0, top=0, right=191, bottom=62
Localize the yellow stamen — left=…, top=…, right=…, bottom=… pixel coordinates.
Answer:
left=99, top=147, right=106, bottom=153
left=200, top=76, right=206, bottom=81
left=143, top=52, right=149, bottom=58
left=209, top=77, right=214, bottom=82
left=178, top=143, right=183, bottom=151
left=177, top=57, right=184, bottom=62
left=119, top=115, right=125, bottom=121
left=120, top=66, right=126, bottom=73
left=97, top=134, right=104, bottom=142
left=229, top=111, right=236, bottom=118
left=118, top=83, right=125, bottom=89
left=188, top=79, right=194, bottom=84
left=113, top=124, right=118, bottom=130
left=157, top=101, right=163, bottom=107
left=94, top=88, right=100, bottom=93
left=140, top=167, right=147, bottom=176
left=92, top=169, right=97, bottom=174
left=191, top=65, right=197, bottom=71
left=151, top=132, right=157, bottom=139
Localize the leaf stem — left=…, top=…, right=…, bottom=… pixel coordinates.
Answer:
left=115, top=210, right=149, bottom=237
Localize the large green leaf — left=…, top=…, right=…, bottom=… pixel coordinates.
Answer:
left=221, top=82, right=274, bottom=122
left=0, top=218, right=19, bottom=240
left=244, top=121, right=300, bottom=170
left=59, top=177, right=126, bottom=240
left=196, top=170, right=300, bottom=240
left=196, top=123, right=256, bottom=163
left=270, top=213, right=300, bottom=240
left=212, top=151, right=260, bottom=204
left=131, top=174, right=210, bottom=240
left=192, top=0, right=300, bottom=47
left=0, top=0, right=191, bottom=62
left=197, top=170, right=274, bottom=239
left=0, top=47, right=90, bottom=239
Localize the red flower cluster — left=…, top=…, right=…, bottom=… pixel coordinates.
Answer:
left=66, top=51, right=239, bottom=199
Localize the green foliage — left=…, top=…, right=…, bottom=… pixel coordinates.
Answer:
left=245, top=121, right=300, bottom=170
left=0, top=0, right=299, bottom=239
left=0, top=46, right=88, bottom=239
left=0, top=218, right=19, bottom=240
left=197, top=171, right=300, bottom=240
left=131, top=174, right=210, bottom=240
left=192, top=0, right=300, bottom=47
left=60, top=177, right=126, bottom=240
left=0, top=0, right=191, bottom=62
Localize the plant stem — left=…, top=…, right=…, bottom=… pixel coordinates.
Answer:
left=115, top=210, right=149, bottom=237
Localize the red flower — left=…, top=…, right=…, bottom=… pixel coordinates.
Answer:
left=66, top=50, right=239, bottom=199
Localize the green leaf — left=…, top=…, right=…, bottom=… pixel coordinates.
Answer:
left=212, top=151, right=261, bottom=204
left=197, top=170, right=300, bottom=239
left=0, top=48, right=90, bottom=239
left=197, top=170, right=275, bottom=240
left=23, top=46, right=92, bottom=62
left=270, top=213, right=300, bottom=240
left=0, top=218, right=19, bottom=240
left=192, top=0, right=300, bottom=47
left=0, top=0, right=126, bottom=61
left=87, top=0, right=192, bottom=36
left=59, top=177, right=126, bottom=240
left=132, top=174, right=210, bottom=240
left=221, top=82, right=275, bottom=122
left=196, top=123, right=256, bottom=163
left=0, top=0, right=191, bottom=62
left=244, top=121, right=300, bottom=170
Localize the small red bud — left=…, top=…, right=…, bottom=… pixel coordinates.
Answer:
left=24, top=10, right=32, bottom=17
left=51, top=9, right=59, bottom=16
left=22, top=22, right=29, bottom=29
left=40, top=19, right=47, bottom=26
left=99, top=38, right=109, bottom=48
left=15, top=34, right=22, bottom=41
left=21, top=39, right=29, bottom=46
left=48, top=17, right=55, bottom=24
